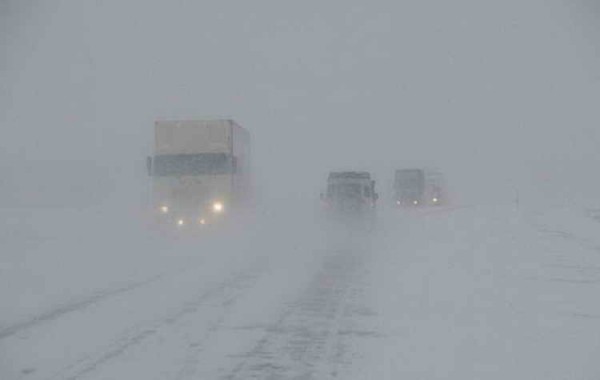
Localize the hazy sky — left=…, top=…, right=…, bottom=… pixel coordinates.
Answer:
left=1, top=0, right=599, bottom=206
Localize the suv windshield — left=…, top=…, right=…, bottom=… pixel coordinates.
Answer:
left=328, top=183, right=365, bottom=198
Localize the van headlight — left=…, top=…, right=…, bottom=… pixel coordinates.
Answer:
left=212, top=202, right=224, bottom=213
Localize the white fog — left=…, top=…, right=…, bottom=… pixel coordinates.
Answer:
left=1, top=1, right=600, bottom=379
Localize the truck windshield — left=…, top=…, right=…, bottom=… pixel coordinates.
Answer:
left=394, top=171, right=424, bottom=198
left=396, top=171, right=424, bottom=188
left=152, top=153, right=235, bottom=176
left=328, top=183, right=363, bottom=199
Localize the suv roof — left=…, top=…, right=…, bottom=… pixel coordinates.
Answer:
left=328, top=171, right=371, bottom=180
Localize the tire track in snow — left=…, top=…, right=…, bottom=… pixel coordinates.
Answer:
left=0, top=273, right=166, bottom=341
left=222, top=250, right=368, bottom=380
left=172, top=273, right=260, bottom=380
left=47, top=265, right=266, bottom=380
left=537, top=227, right=600, bottom=262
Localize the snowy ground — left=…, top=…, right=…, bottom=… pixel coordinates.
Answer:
left=2, top=203, right=600, bottom=379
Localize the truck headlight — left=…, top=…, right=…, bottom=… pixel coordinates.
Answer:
left=212, top=202, right=224, bottom=213
left=160, top=205, right=169, bottom=214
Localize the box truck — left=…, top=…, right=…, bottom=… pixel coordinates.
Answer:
left=147, top=119, right=251, bottom=227
left=394, top=168, right=445, bottom=207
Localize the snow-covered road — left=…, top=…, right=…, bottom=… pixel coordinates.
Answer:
left=2, top=205, right=600, bottom=379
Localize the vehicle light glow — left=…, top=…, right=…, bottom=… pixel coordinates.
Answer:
left=212, top=202, right=224, bottom=213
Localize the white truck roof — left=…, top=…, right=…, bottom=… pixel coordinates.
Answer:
left=154, top=119, right=237, bottom=155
